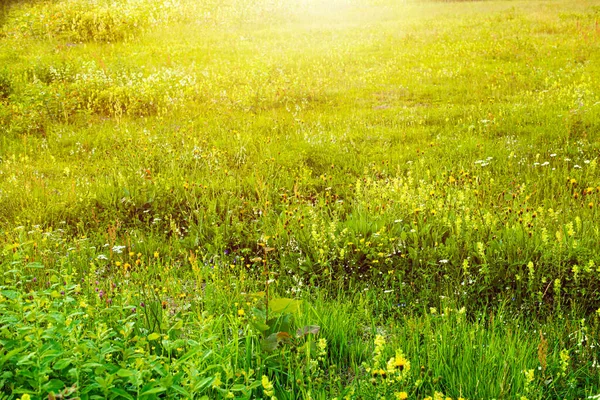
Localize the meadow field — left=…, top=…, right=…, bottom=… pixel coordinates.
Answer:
left=1, top=0, right=600, bottom=398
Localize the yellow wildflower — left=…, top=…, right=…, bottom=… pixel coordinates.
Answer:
left=262, top=375, right=275, bottom=397
left=388, top=349, right=410, bottom=372
left=212, top=372, right=222, bottom=388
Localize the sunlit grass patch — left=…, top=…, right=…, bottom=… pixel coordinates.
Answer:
left=0, top=61, right=198, bottom=137
left=1, top=0, right=600, bottom=397
left=1, top=0, right=189, bottom=42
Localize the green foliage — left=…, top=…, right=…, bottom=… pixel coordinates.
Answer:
left=1, top=0, right=190, bottom=43
left=1, top=0, right=600, bottom=398
left=0, top=254, right=598, bottom=398
left=0, top=62, right=198, bottom=137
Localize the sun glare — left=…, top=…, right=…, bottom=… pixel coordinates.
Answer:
left=282, top=0, right=353, bottom=19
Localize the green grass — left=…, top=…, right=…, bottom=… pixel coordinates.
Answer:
left=1, top=0, right=600, bottom=398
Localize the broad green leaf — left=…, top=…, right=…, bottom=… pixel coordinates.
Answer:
left=261, top=331, right=293, bottom=352
left=268, top=298, right=301, bottom=314
left=53, top=358, right=72, bottom=370
left=42, top=378, right=64, bottom=393
left=117, top=369, right=134, bottom=377
left=171, top=385, right=191, bottom=397
left=1, top=346, right=27, bottom=365
left=193, top=376, right=214, bottom=392
left=110, top=388, right=134, bottom=400
left=261, top=333, right=280, bottom=352
left=81, top=362, right=104, bottom=369
left=248, top=380, right=262, bottom=390
left=250, top=320, right=270, bottom=333
left=1, top=371, right=13, bottom=379
left=270, top=313, right=292, bottom=335
left=139, top=387, right=166, bottom=397
left=81, top=382, right=101, bottom=394
left=0, top=290, right=18, bottom=300
left=147, top=333, right=161, bottom=341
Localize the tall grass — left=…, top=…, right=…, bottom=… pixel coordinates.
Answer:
left=1, top=0, right=600, bottom=398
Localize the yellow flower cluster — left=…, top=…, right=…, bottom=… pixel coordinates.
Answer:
left=373, top=334, right=386, bottom=367
left=262, top=375, right=276, bottom=400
